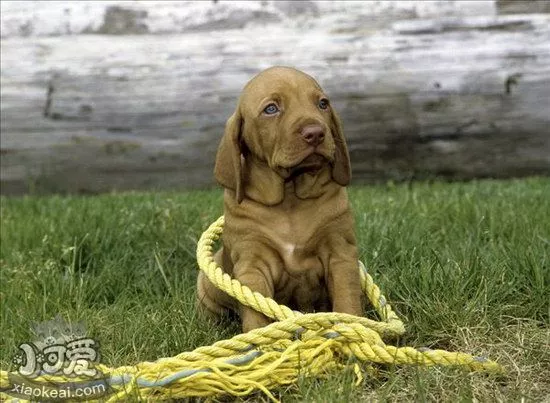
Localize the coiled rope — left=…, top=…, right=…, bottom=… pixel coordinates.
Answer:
left=0, top=215, right=503, bottom=402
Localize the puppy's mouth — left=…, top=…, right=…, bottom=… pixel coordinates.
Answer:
left=282, top=153, right=328, bottom=179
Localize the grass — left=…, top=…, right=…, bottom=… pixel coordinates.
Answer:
left=1, top=178, right=549, bottom=401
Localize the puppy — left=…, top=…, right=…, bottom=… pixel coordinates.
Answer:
left=197, top=66, right=362, bottom=332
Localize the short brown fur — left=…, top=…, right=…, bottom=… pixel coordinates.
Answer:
left=197, top=67, right=362, bottom=332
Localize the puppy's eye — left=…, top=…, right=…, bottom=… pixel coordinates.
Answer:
left=263, top=103, right=279, bottom=115
left=318, top=98, right=329, bottom=110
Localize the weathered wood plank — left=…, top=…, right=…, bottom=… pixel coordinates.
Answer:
left=1, top=9, right=549, bottom=194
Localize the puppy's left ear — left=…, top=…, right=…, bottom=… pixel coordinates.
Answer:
left=214, top=111, right=244, bottom=203
left=330, top=108, right=352, bottom=186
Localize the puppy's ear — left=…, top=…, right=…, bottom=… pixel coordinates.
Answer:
left=329, top=108, right=352, bottom=186
left=214, top=111, right=244, bottom=203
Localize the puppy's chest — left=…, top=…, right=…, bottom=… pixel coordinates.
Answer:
left=269, top=220, right=326, bottom=276
left=274, top=239, right=328, bottom=310
left=279, top=241, right=320, bottom=272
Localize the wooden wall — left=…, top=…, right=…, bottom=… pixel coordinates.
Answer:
left=1, top=1, right=549, bottom=194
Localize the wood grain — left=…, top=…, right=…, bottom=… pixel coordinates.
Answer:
left=1, top=7, right=549, bottom=194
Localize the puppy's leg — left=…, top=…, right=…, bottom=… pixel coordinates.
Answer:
left=327, top=246, right=363, bottom=316
left=196, top=249, right=233, bottom=321
left=232, top=259, right=275, bottom=333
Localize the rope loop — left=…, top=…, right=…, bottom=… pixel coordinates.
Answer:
left=0, top=216, right=504, bottom=402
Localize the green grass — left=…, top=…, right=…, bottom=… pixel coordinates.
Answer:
left=1, top=178, right=549, bottom=401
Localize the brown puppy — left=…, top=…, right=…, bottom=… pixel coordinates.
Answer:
left=197, top=66, right=363, bottom=332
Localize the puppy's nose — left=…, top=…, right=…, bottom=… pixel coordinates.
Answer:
left=301, top=125, right=325, bottom=146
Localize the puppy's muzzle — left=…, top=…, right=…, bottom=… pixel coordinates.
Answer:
left=301, top=125, right=325, bottom=147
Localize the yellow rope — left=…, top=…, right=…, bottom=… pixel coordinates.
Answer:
left=0, top=215, right=504, bottom=402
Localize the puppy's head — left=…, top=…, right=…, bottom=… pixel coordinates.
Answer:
left=215, top=66, right=351, bottom=205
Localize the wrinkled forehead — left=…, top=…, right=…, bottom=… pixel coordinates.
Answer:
left=239, top=68, right=324, bottom=110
